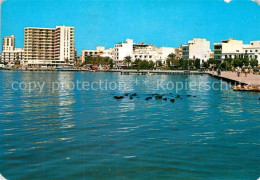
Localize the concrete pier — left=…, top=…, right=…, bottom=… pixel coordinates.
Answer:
left=208, top=71, right=260, bottom=86
left=117, top=69, right=205, bottom=75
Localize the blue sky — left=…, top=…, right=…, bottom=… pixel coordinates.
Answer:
left=1, top=0, right=260, bottom=54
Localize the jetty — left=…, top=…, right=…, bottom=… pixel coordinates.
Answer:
left=208, top=71, right=260, bottom=92
left=208, top=71, right=260, bottom=86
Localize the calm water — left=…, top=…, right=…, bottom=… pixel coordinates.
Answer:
left=0, top=70, right=259, bottom=180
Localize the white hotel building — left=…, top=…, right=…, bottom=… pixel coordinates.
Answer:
left=181, top=38, right=211, bottom=63
left=24, top=25, right=75, bottom=67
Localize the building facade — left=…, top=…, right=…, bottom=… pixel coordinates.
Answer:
left=133, top=43, right=158, bottom=62
left=1, top=35, right=24, bottom=64
left=213, top=38, right=244, bottom=60
left=113, top=39, right=177, bottom=66
left=156, top=47, right=176, bottom=64
left=81, top=46, right=114, bottom=63
left=213, top=38, right=260, bottom=64
left=24, top=26, right=75, bottom=67
left=114, top=39, right=134, bottom=65
left=182, top=38, right=211, bottom=62
left=243, top=41, right=260, bottom=64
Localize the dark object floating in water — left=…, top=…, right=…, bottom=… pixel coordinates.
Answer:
left=155, top=94, right=164, bottom=99
left=124, top=93, right=129, bottom=96
left=163, top=98, right=167, bottom=101
left=114, top=96, right=124, bottom=99
left=259, top=97, right=260, bottom=100
left=193, top=96, right=197, bottom=97
left=187, top=95, right=192, bottom=97
left=175, top=95, right=180, bottom=98
left=132, top=93, right=137, bottom=96
left=145, top=97, right=152, bottom=100
left=129, top=96, right=133, bottom=100
left=170, top=99, right=175, bottom=103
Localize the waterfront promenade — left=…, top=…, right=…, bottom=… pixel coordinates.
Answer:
left=115, top=69, right=204, bottom=75
left=209, top=71, right=260, bottom=86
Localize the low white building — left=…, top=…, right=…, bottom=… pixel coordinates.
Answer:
left=81, top=46, right=114, bottom=63
left=182, top=38, right=211, bottom=63
left=243, top=41, right=260, bottom=64
left=156, top=47, right=176, bottom=64
left=113, top=39, right=177, bottom=66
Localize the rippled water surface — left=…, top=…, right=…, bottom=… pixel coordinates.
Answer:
left=0, top=71, right=259, bottom=179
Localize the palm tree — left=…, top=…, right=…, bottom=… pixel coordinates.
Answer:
left=124, top=56, right=132, bottom=68
left=167, top=53, right=179, bottom=67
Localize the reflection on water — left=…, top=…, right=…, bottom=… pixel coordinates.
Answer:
left=0, top=71, right=259, bottom=179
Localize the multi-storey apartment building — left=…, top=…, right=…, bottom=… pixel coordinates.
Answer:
left=181, top=38, right=211, bottom=62
left=114, top=39, right=134, bottom=65
left=1, top=35, right=24, bottom=64
left=243, top=41, right=260, bottom=64
left=213, top=38, right=244, bottom=60
left=133, top=43, right=158, bottom=62
left=2, top=35, right=15, bottom=51
left=213, top=38, right=260, bottom=64
left=24, top=26, right=75, bottom=67
left=181, top=45, right=189, bottom=60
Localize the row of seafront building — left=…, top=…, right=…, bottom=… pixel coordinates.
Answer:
left=82, top=38, right=260, bottom=66
left=1, top=25, right=260, bottom=67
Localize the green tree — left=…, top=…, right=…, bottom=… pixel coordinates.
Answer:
left=166, top=53, right=179, bottom=67
left=249, top=59, right=258, bottom=67
left=220, top=61, right=228, bottom=70
left=124, top=56, right=132, bottom=68
left=202, top=62, right=209, bottom=68
left=194, top=59, right=201, bottom=69
left=156, top=60, right=162, bottom=67
left=148, top=61, right=155, bottom=69
left=109, top=59, right=114, bottom=68
left=133, top=59, right=142, bottom=69
left=232, top=59, right=243, bottom=67
left=179, top=59, right=184, bottom=69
